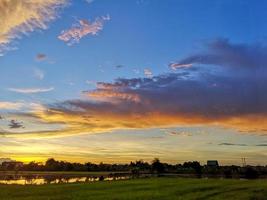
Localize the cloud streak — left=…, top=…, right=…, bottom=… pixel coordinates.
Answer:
left=0, top=0, right=66, bottom=54
left=8, top=87, right=54, bottom=94
left=0, top=101, right=44, bottom=111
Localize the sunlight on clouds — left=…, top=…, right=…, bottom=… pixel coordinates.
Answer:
left=0, top=102, right=25, bottom=110
left=10, top=108, right=267, bottom=138
left=0, top=101, right=44, bottom=111
left=0, top=0, right=66, bottom=53
left=58, top=15, right=110, bottom=45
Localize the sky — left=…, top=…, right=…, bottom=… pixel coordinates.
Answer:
left=0, top=0, right=267, bottom=165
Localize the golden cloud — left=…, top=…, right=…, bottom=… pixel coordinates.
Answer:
left=0, top=0, right=66, bottom=51
left=10, top=106, right=267, bottom=138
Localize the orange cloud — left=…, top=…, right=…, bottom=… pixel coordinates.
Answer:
left=10, top=105, right=267, bottom=138
left=5, top=39, right=267, bottom=137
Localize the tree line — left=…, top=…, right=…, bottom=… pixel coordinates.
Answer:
left=1, top=158, right=266, bottom=179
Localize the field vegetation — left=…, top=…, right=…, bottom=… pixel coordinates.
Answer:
left=0, top=177, right=267, bottom=200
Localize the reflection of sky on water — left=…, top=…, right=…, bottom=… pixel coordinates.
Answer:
left=0, top=175, right=129, bottom=185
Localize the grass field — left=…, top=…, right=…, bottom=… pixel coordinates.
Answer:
left=0, top=177, right=266, bottom=200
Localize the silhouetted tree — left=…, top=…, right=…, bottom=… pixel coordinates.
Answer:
left=151, top=158, right=165, bottom=174
left=244, top=167, right=259, bottom=179
left=183, top=161, right=202, bottom=176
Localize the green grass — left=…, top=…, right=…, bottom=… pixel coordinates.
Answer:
left=0, top=178, right=267, bottom=200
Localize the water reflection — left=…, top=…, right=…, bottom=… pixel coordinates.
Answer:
left=0, top=174, right=130, bottom=185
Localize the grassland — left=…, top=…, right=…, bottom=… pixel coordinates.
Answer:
left=0, top=177, right=266, bottom=200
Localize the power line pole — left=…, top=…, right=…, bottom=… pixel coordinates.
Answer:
left=241, top=157, right=246, bottom=167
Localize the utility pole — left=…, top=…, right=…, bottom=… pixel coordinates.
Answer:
left=241, top=157, right=246, bottom=167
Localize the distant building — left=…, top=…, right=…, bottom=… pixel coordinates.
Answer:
left=0, top=158, right=14, bottom=165
left=207, top=160, right=219, bottom=167
left=2, top=161, right=23, bottom=169
left=0, top=158, right=23, bottom=169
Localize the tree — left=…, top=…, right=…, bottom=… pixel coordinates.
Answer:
left=183, top=161, right=202, bottom=175
left=45, top=158, right=59, bottom=171
left=244, top=167, right=259, bottom=179
left=151, top=158, right=165, bottom=174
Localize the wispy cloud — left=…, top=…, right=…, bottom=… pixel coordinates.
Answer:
left=0, top=0, right=66, bottom=54
left=85, top=0, right=94, bottom=3
left=34, top=68, right=45, bottom=80
left=8, top=87, right=54, bottom=94
left=0, top=101, right=44, bottom=112
left=58, top=15, right=110, bottom=45
left=167, top=130, right=193, bottom=137
left=144, top=68, right=153, bottom=77
left=0, top=102, right=24, bottom=110
left=169, top=63, right=193, bottom=70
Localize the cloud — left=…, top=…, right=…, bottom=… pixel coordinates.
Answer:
left=167, top=130, right=193, bottom=137
left=218, top=143, right=247, bottom=146
left=86, top=80, right=96, bottom=86
left=34, top=68, right=45, bottom=80
left=0, top=102, right=24, bottom=110
left=177, top=38, right=267, bottom=70
left=0, top=0, right=66, bottom=54
left=58, top=15, right=110, bottom=45
left=36, top=53, right=47, bottom=61
left=144, top=68, right=153, bottom=77
left=8, top=87, right=54, bottom=94
left=169, top=63, right=193, bottom=70
left=0, top=101, right=44, bottom=111
left=255, top=144, right=267, bottom=147
left=85, top=0, right=94, bottom=3
left=218, top=143, right=267, bottom=147
left=115, top=65, right=124, bottom=69
left=7, top=39, right=267, bottom=137
left=133, top=69, right=140, bottom=74
left=8, top=120, right=24, bottom=129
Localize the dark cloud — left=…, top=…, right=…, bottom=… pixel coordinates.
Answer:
left=12, top=39, right=267, bottom=135
left=218, top=143, right=267, bottom=147
left=115, top=65, right=124, bottom=69
left=218, top=143, right=248, bottom=146
left=36, top=53, right=47, bottom=61
left=177, top=38, right=267, bottom=70
left=255, top=144, right=267, bottom=147
left=8, top=120, right=24, bottom=129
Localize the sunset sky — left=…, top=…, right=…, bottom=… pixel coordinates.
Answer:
left=0, top=0, right=267, bottom=165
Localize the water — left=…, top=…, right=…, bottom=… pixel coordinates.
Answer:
left=0, top=174, right=130, bottom=185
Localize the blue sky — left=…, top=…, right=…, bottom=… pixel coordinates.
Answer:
left=0, top=0, right=267, bottom=165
